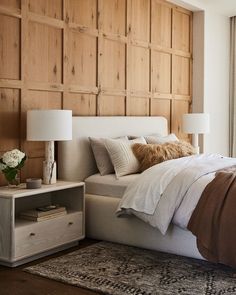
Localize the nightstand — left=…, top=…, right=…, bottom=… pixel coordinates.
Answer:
left=0, top=181, right=85, bottom=267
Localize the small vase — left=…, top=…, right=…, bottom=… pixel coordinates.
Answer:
left=4, top=171, right=20, bottom=188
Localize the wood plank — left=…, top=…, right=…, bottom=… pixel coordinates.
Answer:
left=0, top=0, right=20, bottom=9
left=63, top=93, right=97, bottom=116
left=98, top=96, right=125, bottom=116
left=102, top=39, right=126, bottom=90
left=68, top=85, right=98, bottom=95
left=0, top=89, right=20, bottom=152
left=172, top=55, right=190, bottom=95
left=28, top=12, right=64, bottom=29
left=102, top=0, right=126, bottom=35
left=126, top=97, right=149, bottom=116
left=172, top=9, right=191, bottom=53
left=150, top=98, right=171, bottom=132
left=129, top=0, right=150, bottom=42
left=151, top=51, right=171, bottom=94
left=67, top=32, right=97, bottom=88
left=0, top=79, right=22, bottom=89
left=0, top=15, right=20, bottom=80
left=28, top=22, right=62, bottom=84
left=69, top=23, right=98, bottom=37
left=0, top=5, right=21, bottom=18
left=151, top=0, right=171, bottom=48
left=28, top=0, right=62, bottom=20
left=28, top=82, right=64, bottom=92
left=21, top=157, right=44, bottom=182
left=171, top=99, right=190, bottom=140
left=67, top=0, right=97, bottom=29
left=129, top=45, right=149, bottom=92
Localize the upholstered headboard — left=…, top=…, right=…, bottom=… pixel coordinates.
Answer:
left=58, top=116, right=168, bottom=181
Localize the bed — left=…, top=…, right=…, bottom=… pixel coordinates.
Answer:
left=58, top=116, right=204, bottom=260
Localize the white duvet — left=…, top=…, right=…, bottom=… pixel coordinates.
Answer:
left=117, top=154, right=236, bottom=235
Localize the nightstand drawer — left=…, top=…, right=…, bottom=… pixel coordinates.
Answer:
left=14, top=212, right=83, bottom=259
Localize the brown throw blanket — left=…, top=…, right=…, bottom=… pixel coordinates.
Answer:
left=188, top=166, right=236, bottom=268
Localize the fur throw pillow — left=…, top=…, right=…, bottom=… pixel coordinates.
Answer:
left=132, top=141, right=195, bottom=172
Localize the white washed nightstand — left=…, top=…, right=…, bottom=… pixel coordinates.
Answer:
left=0, top=181, right=85, bottom=267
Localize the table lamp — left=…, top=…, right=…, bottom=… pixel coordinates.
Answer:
left=182, top=113, right=210, bottom=154
left=27, top=110, right=72, bottom=184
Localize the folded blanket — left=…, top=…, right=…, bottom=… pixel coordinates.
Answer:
left=117, top=154, right=236, bottom=234
left=188, top=166, right=236, bottom=268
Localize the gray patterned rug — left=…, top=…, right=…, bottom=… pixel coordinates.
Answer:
left=24, top=242, right=236, bottom=295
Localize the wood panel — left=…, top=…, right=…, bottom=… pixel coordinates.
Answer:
left=129, top=46, right=149, bottom=92
left=28, top=0, right=63, bottom=20
left=102, top=39, right=126, bottom=90
left=102, top=0, right=126, bottom=35
left=0, top=0, right=192, bottom=185
left=67, top=0, right=97, bottom=28
left=127, top=97, right=149, bottom=116
left=98, top=96, right=126, bottom=116
left=152, top=51, right=171, bottom=94
left=64, top=93, right=97, bottom=116
left=67, top=32, right=97, bottom=87
left=151, top=0, right=171, bottom=48
left=130, top=0, right=150, bottom=42
left=0, top=89, right=20, bottom=152
left=172, top=9, right=190, bottom=52
left=0, top=0, right=20, bottom=9
left=28, top=22, right=62, bottom=83
left=151, top=98, right=171, bottom=131
left=172, top=55, right=190, bottom=95
left=171, top=99, right=189, bottom=140
left=0, top=15, right=20, bottom=80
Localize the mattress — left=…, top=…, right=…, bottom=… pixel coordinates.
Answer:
left=85, top=173, right=139, bottom=198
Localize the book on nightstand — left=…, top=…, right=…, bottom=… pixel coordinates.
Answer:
left=19, top=205, right=67, bottom=222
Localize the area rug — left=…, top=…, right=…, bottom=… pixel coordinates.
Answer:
left=24, top=242, right=236, bottom=295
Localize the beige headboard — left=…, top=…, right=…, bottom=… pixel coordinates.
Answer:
left=58, top=116, right=168, bottom=181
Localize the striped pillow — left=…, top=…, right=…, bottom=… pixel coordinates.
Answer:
left=104, top=137, right=146, bottom=178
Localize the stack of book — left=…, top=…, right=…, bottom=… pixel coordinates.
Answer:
left=19, top=205, right=67, bottom=222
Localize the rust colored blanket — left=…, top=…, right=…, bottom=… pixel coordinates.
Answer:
left=188, top=166, right=236, bottom=268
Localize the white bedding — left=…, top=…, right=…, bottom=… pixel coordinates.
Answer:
left=117, top=154, right=236, bottom=235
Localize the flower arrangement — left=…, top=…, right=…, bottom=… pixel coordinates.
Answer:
left=0, top=149, right=26, bottom=186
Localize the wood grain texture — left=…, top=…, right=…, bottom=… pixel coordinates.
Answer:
left=0, top=15, right=20, bottom=80
left=0, top=0, right=192, bottom=184
left=0, top=89, right=20, bottom=152
left=0, top=198, right=13, bottom=260
left=28, top=0, right=63, bottom=20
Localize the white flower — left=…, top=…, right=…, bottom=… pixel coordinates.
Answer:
left=0, top=162, right=7, bottom=171
left=2, top=149, right=25, bottom=168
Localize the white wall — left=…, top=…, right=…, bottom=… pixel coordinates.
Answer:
left=169, top=0, right=231, bottom=156
left=203, top=11, right=230, bottom=155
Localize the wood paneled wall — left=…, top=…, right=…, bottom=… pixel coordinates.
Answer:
left=0, top=0, right=192, bottom=184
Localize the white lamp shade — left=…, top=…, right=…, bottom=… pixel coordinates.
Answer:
left=182, top=113, right=210, bottom=134
left=27, top=110, right=72, bottom=141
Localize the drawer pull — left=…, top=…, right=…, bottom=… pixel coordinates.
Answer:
left=29, top=232, right=36, bottom=237
left=68, top=222, right=73, bottom=226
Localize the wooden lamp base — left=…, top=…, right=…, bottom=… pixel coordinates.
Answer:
left=43, top=141, right=57, bottom=184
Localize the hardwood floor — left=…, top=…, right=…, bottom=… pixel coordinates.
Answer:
left=0, top=239, right=102, bottom=295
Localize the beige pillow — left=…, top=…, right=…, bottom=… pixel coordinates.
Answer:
left=132, top=141, right=195, bottom=172
left=89, top=136, right=128, bottom=175
left=104, top=137, right=146, bottom=178
left=145, top=133, right=179, bottom=144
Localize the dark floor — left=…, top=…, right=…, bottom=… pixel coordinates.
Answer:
left=0, top=239, right=102, bottom=295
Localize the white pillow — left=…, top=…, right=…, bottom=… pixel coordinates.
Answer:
left=104, top=137, right=146, bottom=178
left=89, top=136, right=128, bottom=175
left=145, top=133, right=179, bottom=144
